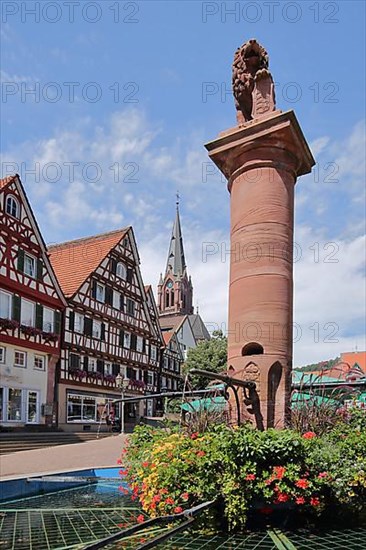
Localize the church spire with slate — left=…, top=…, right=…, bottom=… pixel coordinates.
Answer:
left=158, top=195, right=193, bottom=316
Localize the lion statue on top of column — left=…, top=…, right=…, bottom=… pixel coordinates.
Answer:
left=232, top=39, right=276, bottom=124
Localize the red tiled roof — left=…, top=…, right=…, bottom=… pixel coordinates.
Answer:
left=0, top=174, right=17, bottom=189
left=163, top=331, right=173, bottom=345
left=48, top=228, right=129, bottom=297
left=341, top=351, right=366, bottom=373
left=159, top=314, right=186, bottom=331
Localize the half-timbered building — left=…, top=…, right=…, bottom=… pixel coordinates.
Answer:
left=0, top=175, right=66, bottom=428
left=161, top=331, right=184, bottom=392
left=48, top=228, right=162, bottom=431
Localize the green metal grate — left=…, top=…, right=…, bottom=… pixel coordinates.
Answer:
left=283, top=527, right=366, bottom=549
left=154, top=531, right=279, bottom=549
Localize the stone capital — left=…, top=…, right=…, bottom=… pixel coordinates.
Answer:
left=205, top=110, right=315, bottom=190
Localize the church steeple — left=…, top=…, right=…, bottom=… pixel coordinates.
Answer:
left=165, top=198, right=186, bottom=277
left=158, top=195, right=193, bottom=317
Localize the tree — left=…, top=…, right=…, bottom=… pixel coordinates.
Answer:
left=182, top=330, right=227, bottom=389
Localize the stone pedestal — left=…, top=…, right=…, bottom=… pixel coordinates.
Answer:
left=205, top=110, right=315, bottom=428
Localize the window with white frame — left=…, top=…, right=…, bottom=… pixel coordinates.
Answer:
left=24, top=253, right=36, bottom=278
left=6, top=195, right=20, bottom=218
left=113, top=290, right=120, bottom=309
left=92, top=320, right=101, bottom=339
left=96, top=283, right=105, bottom=302
left=136, top=336, right=143, bottom=353
left=126, top=298, right=135, bottom=316
left=0, top=346, right=5, bottom=363
left=14, top=350, right=26, bottom=368
left=0, top=290, right=12, bottom=319
left=74, top=312, right=84, bottom=333
left=67, top=393, right=97, bottom=423
left=104, top=362, right=112, bottom=376
left=89, top=358, right=97, bottom=372
left=27, top=391, right=39, bottom=423
left=151, top=345, right=157, bottom=361
left=7, top=388, right=22, bottom=421
left=43, top=307, right=54, bottom=333
left=164, top=356, right=168, bottom=369
left=34, top=355, right=45, bottom=370
left=161, top=376, right=167, bottom=389
left=116, top=262, right=127, bottom=279
left=20, top=299, right=35, bottom=326
left=124, top=332, right=131, bottom=349
left=147, top=371, right=153, bottom=385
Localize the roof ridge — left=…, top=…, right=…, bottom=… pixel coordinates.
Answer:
left=48, top=227, right=130, bottom=249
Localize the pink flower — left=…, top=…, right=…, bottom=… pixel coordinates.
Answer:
left=165, top=497, right=174, bottom=505
left=245, top=474, right=256, bottom=481
left=303, top=431, right=316, bottom=439
left=310, top=497, right=320, bottom=506
left=318, top=472, right=327, bottom=478
left=276, top=492, right=290, bottom=503
left=196, top=451, right=205, bottom=457
left=181, top=492, right=189, bottom=500
left=137, top=514, right=145, bottom=523
left=190, top=432, right=199, bottom=440
left=296, top=496, right=305, bottom=505
left=174, top=506, right=183, bottom=514
left=117, top=458, right=122, bottom=464
left=152, top=494, right=161, bottom=503
left=295, top=479, right=309, bottom=489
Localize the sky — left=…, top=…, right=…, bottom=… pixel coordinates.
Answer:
left=1, top=0, right=365, bottom=366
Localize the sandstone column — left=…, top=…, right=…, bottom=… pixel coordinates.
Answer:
left=205, top=40, right=315, bottom=428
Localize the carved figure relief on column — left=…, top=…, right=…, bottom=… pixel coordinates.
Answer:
left=232, top=39, right=276, bottom=124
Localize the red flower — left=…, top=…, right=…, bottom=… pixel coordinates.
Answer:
left=264, top=478, right=272, bottom=486
left=273, top=466, right=286, bottom=479
left=142, top=461, right=149, bottom=468
left=310, top=497, right=320, bottom=506
left=276, top=492, right=290, bottom=503
left=296, top=496, right=305, bottom=505
left=303, top=431, right=316, bottom=439
left=196, top=451, right=205, bottom=457
left=318, top=472, right=327, bottom=478
left=295, top=479, right=309, bottom=489
left=160, top=488, right=168, bottom=495
left=191, top=432, right=199, bottom=440
left=181, top=492, right=189, bottom=500
left=119, top=469, right=128, bottom=476
left=174, top=506, right=183, bottom=514
left=245, top=474, right=256, bottom=481
left=122, top=448, right=128, bottom=454
left=152, top=494, right=161, bottom=503
left=165, top=497, right=174, bottom=505
left=150, top=502, right=156, bottom=510
left=137, top=514, right=145, bottom=523
left=117, top=458, right=122, bottom=464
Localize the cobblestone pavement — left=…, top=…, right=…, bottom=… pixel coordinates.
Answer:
left=0, top=433, right=127, bottom=480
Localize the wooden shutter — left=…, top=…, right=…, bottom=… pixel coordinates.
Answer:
left=120, top=294, right=125, bottom=311
left=105, top=286, right=113, bottom=306
left=69, top=311, right=75, bottom=331
left=126, top=367, right=133, bottom=379
left=36, top=258, right=43, bottom=281
left=83, top=356, right=89, bottom=371
left=54, top=311, right=61, bottom=335
left=112, top=363, right=119, bottom=375
left=100, top=323, right=106, bottom=341
left=119, top=329, right=124, bottom=347
left=110, top=258, right=117, bottom=274
left=91, top=280, right=97, bottom=299
left=130, top=334, right=137, bottom=351
left=17, top=249, right=25, bottom=272
left=96, top=359, right=104, bottom=373
left=12, top=295, right=21, bottom=322
left=126, top=268, right=133, bottom=283
left=84, top=317, right=92, bottom=337
left=35, top=303, right=43, bottom=329
left=143, top=370, right=148, bottom=384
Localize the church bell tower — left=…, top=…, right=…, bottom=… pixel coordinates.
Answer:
left=158, top=198, right=193, bottom=317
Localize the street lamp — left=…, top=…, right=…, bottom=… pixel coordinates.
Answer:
left=116, top=373, right=129, bottom=434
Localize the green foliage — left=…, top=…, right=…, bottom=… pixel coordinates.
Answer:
left=122, top=410, right=366, bottom=531
left=294, top=356, right=340, bottom=372
left=182, top=330, right=227, bottom=389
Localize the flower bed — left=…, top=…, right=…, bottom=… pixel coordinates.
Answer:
left=120, top=408, right=366, bottom=530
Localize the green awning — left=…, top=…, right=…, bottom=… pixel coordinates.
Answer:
left=181, top=396, right=226, bottom=413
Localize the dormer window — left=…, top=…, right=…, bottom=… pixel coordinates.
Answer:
left=6, top=195, right=20, bottom=218
left=116, top=262, right=127, bottom=279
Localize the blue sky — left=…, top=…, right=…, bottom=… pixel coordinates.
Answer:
left=1, top=0, right=365, bottom=365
